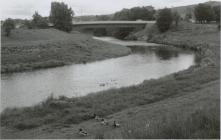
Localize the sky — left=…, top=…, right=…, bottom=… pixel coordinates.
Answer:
left=0, top=0, right=219, bottom=20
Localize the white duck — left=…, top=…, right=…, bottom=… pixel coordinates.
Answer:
left=113, top=121, right=120, bottom=128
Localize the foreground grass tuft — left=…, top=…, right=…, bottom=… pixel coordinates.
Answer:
left=121, top=107, right=220, bottom=139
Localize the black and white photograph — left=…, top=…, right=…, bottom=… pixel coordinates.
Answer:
left=0, top=0, right=220, bottom=139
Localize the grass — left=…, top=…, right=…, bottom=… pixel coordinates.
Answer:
left=1, top=64, right=219, bottom=130
left=147, top=22, right=220, bottom=64
left=121, top=106, right=220, bottom=139
left=1, top=28, right=131, bottom=73
left=116, top=22, right=220, bottom=139
left=0, top=22, right=220, bottom=139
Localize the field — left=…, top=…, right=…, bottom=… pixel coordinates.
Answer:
left=1, top=29, right=131, bottom=73
left=0, top=22, right=220, bottom=139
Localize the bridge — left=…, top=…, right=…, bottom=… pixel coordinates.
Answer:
left=72, top=21, right=156, bottom=31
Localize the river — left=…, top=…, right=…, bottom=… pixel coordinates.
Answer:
left=1, top=37, right=195, bottom=111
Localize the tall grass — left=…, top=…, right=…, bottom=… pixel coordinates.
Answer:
left=121, top=107, right=220, bottom=139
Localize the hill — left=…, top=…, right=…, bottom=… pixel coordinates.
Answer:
left=171, top=1, right=221, bottom=19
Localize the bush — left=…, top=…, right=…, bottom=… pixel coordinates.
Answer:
left=156, top=8, right=173, bottom=32
left=3, top=18, right=15, bottom=36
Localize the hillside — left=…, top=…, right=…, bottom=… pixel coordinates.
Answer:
left=171, top=1, right=221, bottom=18
left=1, top=29, right=131, bottom=73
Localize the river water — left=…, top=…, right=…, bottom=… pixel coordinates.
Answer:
left=1, top=37, right=195, bottom=110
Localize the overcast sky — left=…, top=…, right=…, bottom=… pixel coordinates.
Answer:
left=0, top=0, right=219, bottom=20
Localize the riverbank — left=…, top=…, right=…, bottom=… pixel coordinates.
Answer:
left=1, top=23, right=220, bottom=138
left=1, top=29, right=131, bottom=73
left=147, top=22, right=220, bottom=66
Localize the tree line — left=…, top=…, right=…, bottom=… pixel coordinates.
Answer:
left=157, top=3, right=220, bottom=32
left=2, top=2, right=74, bottom=36
left=2, top=2, right=220, bottom=36
left=112, top=6, right=155, bottom=21
left=194, top=4, right=220, bottom=24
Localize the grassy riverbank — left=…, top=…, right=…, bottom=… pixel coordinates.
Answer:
left=1, top=23, right=220, bottom=139
left=1, top=29, right=131, bottom=73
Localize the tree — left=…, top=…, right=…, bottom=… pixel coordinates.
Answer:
left=194, top=4, right=214, bottom=23
left=213, top=5, right=220, bottom=30
left=156, top=8, right=173, bottom=32
left=172, top=11, right=180, bottom=26
left=113, top=9, right=130, bottom=20
left=3, top=18, right=15, bottom=36
left=49, top=2, right=74, bottom=32
left=32, top=11, right=48, bottom=28
left=213, top=6, right=220, bottom=23
left=113, top=6, right=155, bottom=21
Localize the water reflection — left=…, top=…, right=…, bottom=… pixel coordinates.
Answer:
left=155, top=47, right=179, bottom=60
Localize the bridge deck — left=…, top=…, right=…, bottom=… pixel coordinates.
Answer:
left=73, top=21, right=156, bottom=25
